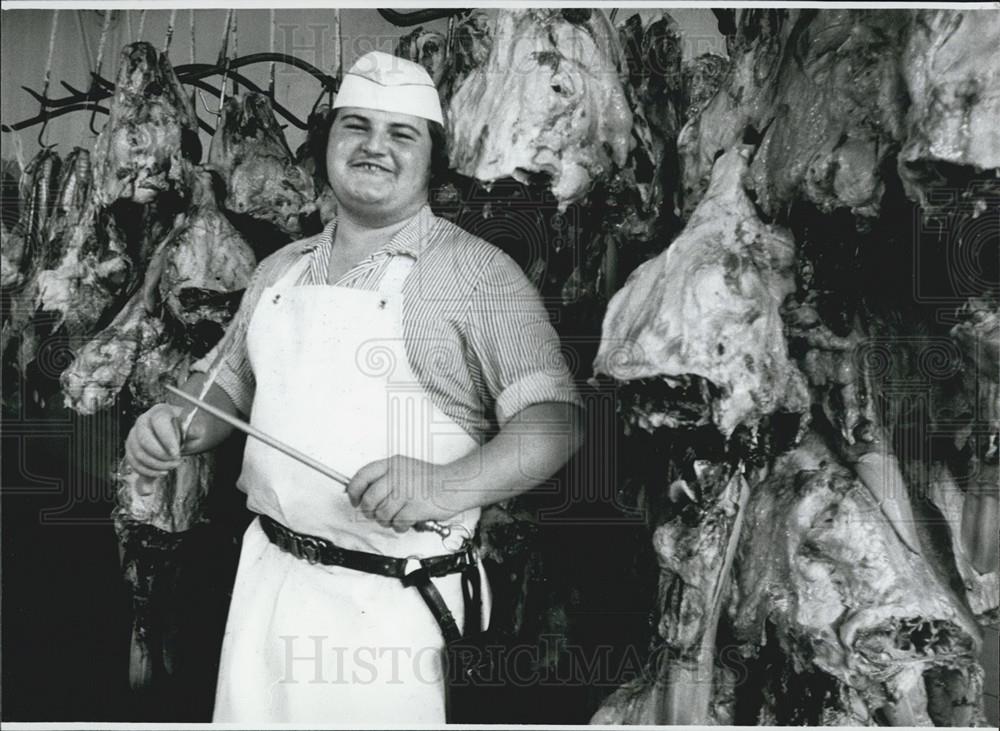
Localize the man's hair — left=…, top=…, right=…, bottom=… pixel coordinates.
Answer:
left=319, top=108, right=450, bottom=188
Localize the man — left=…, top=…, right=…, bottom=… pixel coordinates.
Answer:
left=125, top=51, right=583, bottom=723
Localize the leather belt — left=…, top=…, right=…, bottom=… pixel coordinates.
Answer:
left=259, top=514, right=479, bottom=644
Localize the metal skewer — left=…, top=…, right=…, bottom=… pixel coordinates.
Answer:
left=165, top=385, right=451, bottom=538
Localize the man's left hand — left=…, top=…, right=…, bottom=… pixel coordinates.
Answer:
left=346, top=455, right=457, bottom=532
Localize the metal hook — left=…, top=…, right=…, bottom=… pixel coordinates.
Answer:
left=87, top=73, right=104, bottom=136
left=196, top=88, right=221, bottom=117
left=36, top=108, right=54, bottom=148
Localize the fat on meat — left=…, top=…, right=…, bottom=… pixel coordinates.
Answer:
left=447, top=9, right=633, bottom=210
left=293, top=105, right=337, bottom=225
left=209, top=92, right=316, bottom=241
left=115, top=352, right=211, bottom=536
left=445, top=10, right=492, bottom=99
left=592, top=465, right=750, bottom=726
left=678, top=10, right=907, bottom=219
left=128, top=338, right=192, bottom=412
left=593, top=146, right=810, bottom=437
left=113, top=445, right=214, bottom=689
left=898, top=10, right=1000, bottom=208
left=158, top=167, right=255, bottom=353
left=58, top=234, right=170, bottom=414
left=1, top=149, right=60, bottom=290
left=948, top=298, right=1000, bottom=579
left=2, top=150, right=64, bottom=367
left=42, top=148, right=93, bottom=267
left=923, top=463, right=999, bottom=619
left=615, top=11, right=684, bottom=220
left=730, top=432, right=986, bottom=725
left=5, top=149, right=96, bottom=367
left=680, top=53, right=728, bottom=122
left=395, top=27, right=448, bottom=85
left=114, top=455, right=212, bottom=535
left=33, top=200, right=132, bottom=335
left=93, top=42, right=200, bottom=206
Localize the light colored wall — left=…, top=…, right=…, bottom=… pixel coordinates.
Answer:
left=1, top=8, right=724, bottom=164
left=1, top=8, right=450, bottom=162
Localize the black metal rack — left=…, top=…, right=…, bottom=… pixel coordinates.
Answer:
left=2, top=52, right=340, bottom=138
left=2, top=8, right=474, bottom=139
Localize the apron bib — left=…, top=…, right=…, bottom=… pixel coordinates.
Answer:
left=213, top=254, right=486, bottom=723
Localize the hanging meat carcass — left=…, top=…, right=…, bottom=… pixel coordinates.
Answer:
left=677, top=10, right=909, bottom=220
left=128, top=337, right=192, bottom=412
left=948, top=298, right=999, bottom=578
left=594, top=430, right=987, bottom=726
left=589, top=147, right=808, bottom=723
left=32, top=199, right=132, bottom=336
left=447, top=9, right=633, bottom=211
left=2, top=149, right=61, bottom=366
left=612, top=10, right=684, bottom=224
left=1, top=149, right=60, bottom=290
left=209, top=92, right=316, bottom=247
left=680, top=53, right=729, bottom=122
left=58, top=299, right=161, bottom=415
left=158, top=167, right=256, bottom=355
left=42, top=148, right=93, bottom=266
left=57, top=223, right=177, bottom=415
left=907, top=298, right=1000, bottom=618
left=679, top=10, right=1000, bottom=221
left=552, top=11, right=689, bottom=313
left=732, top=433, right=985, bottom=725
left=437, top=10, right=492, bottom=102
left=618, top=12, right=684, bottom=165
left=395, top=26, right=448, bottom=85
left=594, top=146, right=811, bottom=437
left=292, top=105, right=337, bottom=225
left=29, top=40, right=202, bottom=341
left=114, top=448, right=214, bottom=688
left=897, top=10, right=1000, bottom=209
left=592, top=465, right=751, bottom=726
left=1, top=149, right=95, bottom=370
left=93, top=42, right=200, bottom=206
left=923, top=463, right=999, bottom=620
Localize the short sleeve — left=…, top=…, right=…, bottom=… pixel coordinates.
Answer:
left=463, top=250, right=583, bottom=428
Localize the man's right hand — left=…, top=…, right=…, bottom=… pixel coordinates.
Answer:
left=125, top=404, right=205, bottom=478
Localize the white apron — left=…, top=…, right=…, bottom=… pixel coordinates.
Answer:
left=213, top=253, right=487, bottom=723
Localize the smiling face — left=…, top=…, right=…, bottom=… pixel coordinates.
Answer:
left=326, top=107, right=433, bottom=226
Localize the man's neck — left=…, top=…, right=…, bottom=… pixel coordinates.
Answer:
left=333, top=206, right=423, bottom=255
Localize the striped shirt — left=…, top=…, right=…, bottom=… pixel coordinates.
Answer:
left=194, top=204, right=582, bottom=441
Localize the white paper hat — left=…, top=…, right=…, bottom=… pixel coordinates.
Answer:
left=333, top=51, right=443, bottom=125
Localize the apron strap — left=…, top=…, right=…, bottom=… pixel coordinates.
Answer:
left=378, top=255, right=416, bottom=296
left=403, top=567, right=463, bottom=644
left=272, top=252, right=313, bottom=290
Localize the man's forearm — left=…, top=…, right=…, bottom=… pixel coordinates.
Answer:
left=437, top=402, right=584, bottom=514
left=167, top=374, right=241, bottom=454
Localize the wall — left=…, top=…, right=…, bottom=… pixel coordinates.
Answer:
left=1, top=8, right=725, bottom=165
left=2, top=8, right=444, bottom=163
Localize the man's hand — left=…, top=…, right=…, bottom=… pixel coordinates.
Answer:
left=125, top=404, right=206, bottom=479
left=347, top=402, right=584, bottom=533
left=346, top=455, right=456, bottom=532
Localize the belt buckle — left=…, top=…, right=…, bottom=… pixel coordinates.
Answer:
left=284, top=532, right=301, bottom=560
left=456, top=544, right=478, bottom=569
left=299, top=536, right=321, bottom=564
